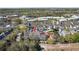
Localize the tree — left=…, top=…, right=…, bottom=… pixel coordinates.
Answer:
left=13, top=18, right=22, bottom=24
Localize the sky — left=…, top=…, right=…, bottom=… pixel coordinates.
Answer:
left=0, top=0, right=79, bottom=8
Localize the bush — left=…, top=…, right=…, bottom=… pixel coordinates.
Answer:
left=47, top=38, right=56, bottom=44
left=59, top=33, right=79, bottom=43
left=27, top=39, right=42, bottom=51
left=5, top=39, right=42, bottom=51
left=0, top=29, right=3, bottom=34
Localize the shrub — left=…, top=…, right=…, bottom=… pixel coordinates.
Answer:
left=59, top=33, right=79, bottom=43
left=47, top=38, right=56, bottom=44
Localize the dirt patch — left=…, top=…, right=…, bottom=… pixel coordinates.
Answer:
left=40, top=43, right=79, bottom=51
